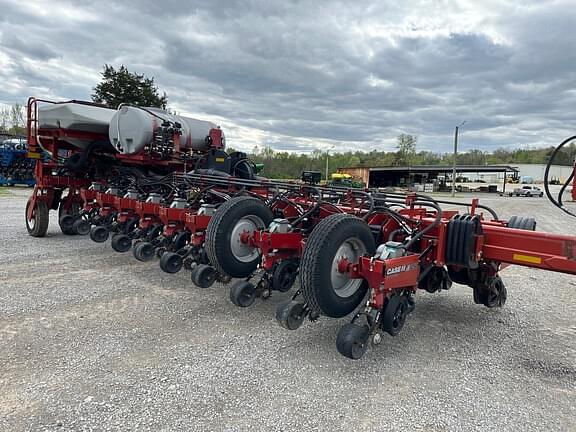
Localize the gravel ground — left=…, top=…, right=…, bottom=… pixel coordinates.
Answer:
left=0, top=187, right=575, bottom=432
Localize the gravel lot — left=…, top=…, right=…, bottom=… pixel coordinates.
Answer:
left=1, top=187, right=575, bottom=432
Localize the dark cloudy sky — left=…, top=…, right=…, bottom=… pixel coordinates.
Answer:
left=1, top=0, right=575, bottom=153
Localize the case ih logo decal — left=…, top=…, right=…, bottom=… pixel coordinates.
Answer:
left=386, top=263, right=418, bottom=276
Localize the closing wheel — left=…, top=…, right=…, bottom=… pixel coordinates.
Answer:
left=172, top=231, right=190, bottom=252
left=276, top=300, right=306, bottom=330
left=381, top=294, right=409, bottom=337
left=58, top=200, right=81, bottom=235
left=336, top=323, right=370, bottom=360
left=300, top=214, right=376, bottom=318
left=474, top=276, right=507, bottom=308
left=72, top=218, right=91, bottom=236
left=25, top=198, right=49, bottom=237
left=146, top=225, right=164, bottom=242
left=229, top=280, right=257, bottom=307
left=58, top=214, right=76, bottom=235
left=90, top=225, right=109, bottom=243
left=123, top=217, right=139, bottom=234
left=160, top=251, right=183, bottom=274
left=191, top=264, right=217, bottom=289
left=419, top=266, right=452, bottom=293
left=111, top=234, right=132, bottom=253
left=133, top=241, right=155, bottom=262
left=272, top=260, right=299, bottom=293
left=205, top=196, right=273, bottom=278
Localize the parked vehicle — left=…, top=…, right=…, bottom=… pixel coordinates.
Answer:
left=509, top=185, right=544, bottom=197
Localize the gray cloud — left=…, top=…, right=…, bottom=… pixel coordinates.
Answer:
left=1, top=0, right=575, bottom=153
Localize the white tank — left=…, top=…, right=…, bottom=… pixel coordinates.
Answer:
left=108, top=106, right=220, bottom=155
left=38, top=103, right=116, bottom=149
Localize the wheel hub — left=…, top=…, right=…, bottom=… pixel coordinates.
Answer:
left=230, top=216, right=264, bottom=263
left=330, top=237, right=366, bottom=298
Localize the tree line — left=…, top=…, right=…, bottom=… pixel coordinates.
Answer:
left=0, top=103, right=25, bottom=135
left=244, top=134, right=576, bottom=180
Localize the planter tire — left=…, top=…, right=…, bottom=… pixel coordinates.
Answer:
left=300, top=214, right=375, bottom=318
left=205, top=197, right=273, bottom=278
left=26, top=198, right=49, bottom=237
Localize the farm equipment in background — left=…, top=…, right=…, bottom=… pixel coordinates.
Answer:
left=24, top=96, right=576, bottom=360
left=328, top=172, right=365, bottom=188
left=505, top=174, right=519, bottom=184
left=0, top=137, right=43, bottom=187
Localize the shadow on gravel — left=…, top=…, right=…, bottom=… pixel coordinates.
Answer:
left=520, top=358, right=576, bottom=382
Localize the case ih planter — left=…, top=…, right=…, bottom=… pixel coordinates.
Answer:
left=275, top=194, right=576, bottom=359
left=24, top=96, right=576, bottom=360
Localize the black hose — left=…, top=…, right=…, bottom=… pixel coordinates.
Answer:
left=544, top=135, right=576, bottom=218
left=289, top=185, right=324, bottom=227
left=404, top=200, right=443, bottom=250
left=558, top=171, right=574, bottom=208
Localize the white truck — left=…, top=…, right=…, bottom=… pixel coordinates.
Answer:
left=509, top=185, right=544, bottom=197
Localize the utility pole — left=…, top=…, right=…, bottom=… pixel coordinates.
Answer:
left=451, top=121, right=466, bottom=197
left=325, top=145, right=334, bottom=184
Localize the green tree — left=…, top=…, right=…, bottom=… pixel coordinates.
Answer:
left=394, top=134, right=417, bottom=166
left=92, top=65, right=168, bottom=109
left=0, top=105, right=10, bottom=132
left=0, top=103, right=25, bottom=135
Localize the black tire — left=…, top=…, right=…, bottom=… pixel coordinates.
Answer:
left=272, top=260, right=299, bottom=292
left=90, top=226, right=109, bottom=243
left=172, top=231, right=190, bottom=252
left=508, top=215, right=536, bottom=231
left=205, top=197, right=273, bottom=278
left=336, top=323, right=370, bottom=360
left=58, top=199, right=81, bottom=235
left=191, top=264, right=217, bottom=288
left=133, top=242, right=155, bottom=262
left=474, top=276, right=507, bottom=308
left=419, top=266, right=451, bottom=293
left=123, top=217, right=139, bottom=235
left=229, top=280, right=257, bottom=307
left=381, top=294, right=409, bottom=336
left=159, top=251, right=183, bottom=274
left=539, top=192, right=543, bottom=197
left=111, top=234, right=132, bottom=253
left=300, top=214, right=375, bottom=318
left=58, top=214, right=76, bottom=235
left=25, top=198, right=49, bottom=237
left=276, top=300, right=306, bottom=330
left=145, top=225, right=164, bottom=242
left=72, top=218, right=91, bottom=236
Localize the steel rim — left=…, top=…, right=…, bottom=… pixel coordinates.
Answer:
left=331, top=237, right=366, bottom=298
left=230, top=215, right=265, bottom=263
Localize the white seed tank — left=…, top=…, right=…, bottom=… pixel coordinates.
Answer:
left=38, top=103, right=116, bottom=149
left=108, top=106, right=221, bottom=155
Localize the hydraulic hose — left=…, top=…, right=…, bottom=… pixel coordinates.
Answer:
left=403, top=200, right=443, bottom=250
left=544, top=135, right=576, bottom=218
